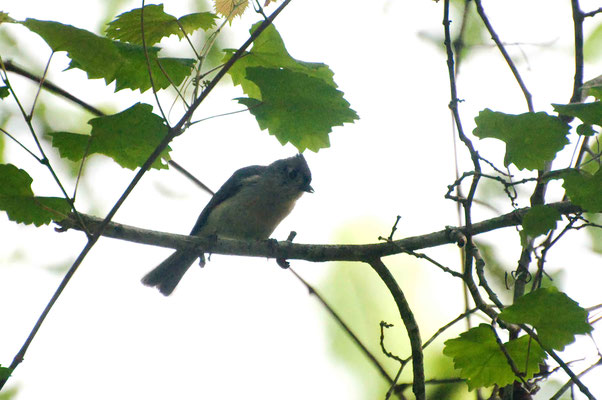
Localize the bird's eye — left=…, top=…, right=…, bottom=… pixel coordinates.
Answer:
left=288, top=168, right=298, bottom=180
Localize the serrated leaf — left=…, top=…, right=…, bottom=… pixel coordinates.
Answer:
left=522, top=205, right=562, bottom=237
left=0, top=164, right=71, bottom=226
left=443, top=324, right=546, bottom=390
left=553, top=102, right=602, bottom=128
left=22, top=19, right=195, bottom=93
left=473, top=109, right=570, bottom=170
left=499, top=287, right=592, bottom=351
left=215, top=0, right=249, bottom=22
left=106, top=4, right=216, bottom=46
left=238, top=67, right=358, bottom=152
left=0, top=12, right=16, bottom=24
left=49, top=103, right=170, bottom=170
left=561, top=168, right=602, bottom=212
left=224, top=23, right=336, bottom=100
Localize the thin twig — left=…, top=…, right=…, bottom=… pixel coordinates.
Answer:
left=2, top=60, right=105, bottom=117
left=472, top=245, right=504, bottom=309
left=0, top=56, right=89, bottom=236
left=550, top=357, right=602, bottom=400
left=140, top=0, right=170, bottom=125
left=0, top=127, right=43, bottom=162
left=474, top=0, right=534, bottom=112
left=29, top=52, right=54, bottom=117
left=367, top=258, right=425, bottom=400
left=520, top=325, right=597, bottom=399
left=289, top=268, right=396, bottom=387
left=489, top=323, right=529, bottom=388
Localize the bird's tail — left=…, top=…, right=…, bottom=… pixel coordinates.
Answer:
left=141, top=250, right=199, bottom=296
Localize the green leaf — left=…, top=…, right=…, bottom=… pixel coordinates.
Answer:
left=582, top=75, right=602, bottom=100
left=0, top=86, right=9, bottom=99
left=0, top=365, right=12, bottom=381
left=553, top=102, right=602, bottom=127
left=0, top=12, right=16, bottom=24
left=22, top=19, right=195, bottom=93
left=178, top=12, right=218, bottom=35
left=224, top=23, right=337, bottom=100
left=521, top=205, right=562, bottom=237
left=499, top=287, right=592, bottom=351
left=106, top=4, right=216, bottom=46
left=49, top=103, right=171, bottom=170
left=238, top=67, right=358, bottom=152
left=561, top=168, right=602, bottom=212
left=443, top=324, right=546, bottom=390
left=576, top=124, right=597, bottom=136
left=0, top=164, right=71, bottom=226
left=473, top=109, right=570, bottom=170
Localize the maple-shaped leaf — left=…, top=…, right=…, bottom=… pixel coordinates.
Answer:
left=473, top=109, right=570, bottom=170
left=443, top=324, right=546, bottom=390
left=0, top=164, right=71, bottom=226
left=499, top=287, right=592, bottom=351
left=238, top=67, right=358, bottom=152
left=215, top=0, right=249, bottom=22
left=223, top=23, right=336, bottom=100
left=521, top=205, right=562, bottom=237
left=49, top=103, right=171, bottom=170
left=560, top=168, right=602, bottom=213
left=106, top=4, right=217, bottom=46
left=22, top=19, right=195, bottom=93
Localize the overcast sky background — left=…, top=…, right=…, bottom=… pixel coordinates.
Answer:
left=1, top=0, right=601, bottom=399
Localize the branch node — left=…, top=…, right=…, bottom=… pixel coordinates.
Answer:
left=445, top=226, right=466, bottom=247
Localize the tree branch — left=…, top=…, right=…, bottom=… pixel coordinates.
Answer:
left=55, top=201, right=582, bottom=262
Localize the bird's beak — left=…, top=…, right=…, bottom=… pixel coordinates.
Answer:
left=304, top=184, right=314, bottom=193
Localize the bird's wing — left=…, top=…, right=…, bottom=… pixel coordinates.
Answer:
left=189, top=165, right=267, bottom=235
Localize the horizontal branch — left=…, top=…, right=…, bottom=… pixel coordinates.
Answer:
left=56, top=201, right=581, bottom=262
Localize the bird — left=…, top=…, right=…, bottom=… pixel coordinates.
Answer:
left=142, top=154, right=313, bottom=295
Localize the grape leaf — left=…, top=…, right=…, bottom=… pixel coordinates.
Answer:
left=560, top=168, right=602, bottom=212
left=473, top=109, right=570, bottom=170
left=499, top=287, right=592, bottom=351
left=521, top=205, right=562, bottom=237
left=238, top=67, right=358, bottom=152
left=22, top=19, right=195, bottom=93
left=215, top=0, right=249, bottom=22
left=224, top=23, right=336, bottom=100
left=106, top=4, right=216, bottom=46
left=553, top=102, right=602, bottom=127
left=0, top=164, right=71, bottom=226
left=49, top=103, right=171, bottom=170
left=443, top=324, right=546, bottom=390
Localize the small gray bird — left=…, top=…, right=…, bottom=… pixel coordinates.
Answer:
left=142, top=154, right=313, bottom=295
